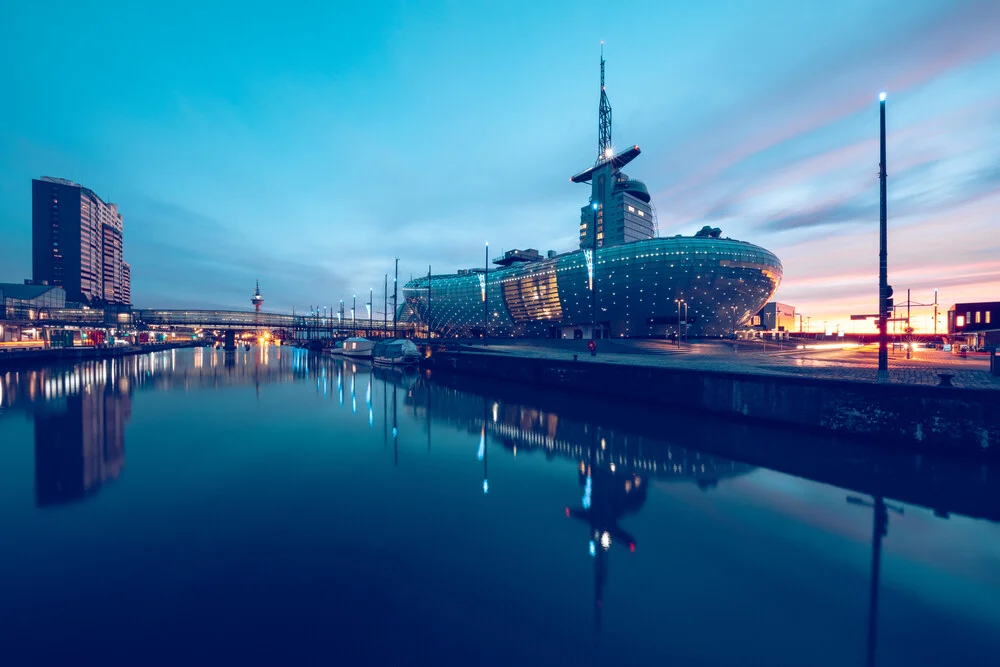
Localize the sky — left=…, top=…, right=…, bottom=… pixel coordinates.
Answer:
left=1, top=0, right=998, bottom=332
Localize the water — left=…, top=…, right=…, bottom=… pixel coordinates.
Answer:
left=1, top=346, right=998, bottom=666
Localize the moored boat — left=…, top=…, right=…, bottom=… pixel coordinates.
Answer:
left=343, top=336, right=375, bottom=359
left=373, top=338, right=420, bottom=367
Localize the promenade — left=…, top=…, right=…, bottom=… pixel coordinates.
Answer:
left=429, top=339, right=1000, bottom=455
left=450, top=339, right=1000, bottom=390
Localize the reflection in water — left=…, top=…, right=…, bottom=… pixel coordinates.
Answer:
left=34, top=380, right=130, bottom=506
left=567, top=428, right=648, bottom=631
left=4, top=347, right=999, bottom=664
left=1, top=347, right=308, bottom=508
left=848, top=494, right=904, bottom=667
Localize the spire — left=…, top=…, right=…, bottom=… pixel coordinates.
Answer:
left=598, top=41, right=612, bottom=164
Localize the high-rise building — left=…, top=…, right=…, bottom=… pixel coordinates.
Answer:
left=31, top=177, right=131, bottom=305
left=122, top=262, right=131, bottom=305
left=573, top=51, right=655, bottom=250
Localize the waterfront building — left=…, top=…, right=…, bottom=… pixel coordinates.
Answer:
left=0, top=282, right=66, bottom=322
left=399, top=53, right=782, bottom=338
left=948, top=301, right=999, bottom=349
left=32, top=177, right=131, bottom=305
left=122, top=262, right=131, bottom=305
left=754, top=302, right=797, bottom=331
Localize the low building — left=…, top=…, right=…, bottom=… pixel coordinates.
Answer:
left=754, top=302, right=796, bottom=331
left=1, top=282, right=66, bottom=321
left=948, top=301, right=999, bottom=349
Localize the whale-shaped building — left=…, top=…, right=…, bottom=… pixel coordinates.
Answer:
left=400, top=52, right=781, bottom=339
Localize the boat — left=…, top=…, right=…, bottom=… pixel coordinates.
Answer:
left=342, top=336, right=375, bottom=359
left=373, top=338, right=421, bottom=367
left=326, top=340, right=345, bottom=356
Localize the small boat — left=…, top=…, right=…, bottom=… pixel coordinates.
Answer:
left=326, top=340, right=345, bottom=356
left=342, top=336, right=375, bottom=359
left=373, top=338, right=421, bottom=367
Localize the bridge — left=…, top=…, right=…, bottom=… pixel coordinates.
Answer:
left=3, top=306, right=421, bottom=337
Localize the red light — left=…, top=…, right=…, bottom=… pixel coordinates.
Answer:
left=629, top=542, right=636, bottom=553
left=565, top=507, right=571, bottom=518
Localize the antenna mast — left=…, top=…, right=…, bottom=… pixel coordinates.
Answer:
left=597, top=41, right=612, bottom=163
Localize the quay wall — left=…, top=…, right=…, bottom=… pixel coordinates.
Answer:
left=427, top=351, right=1000, bottom=458
left=0, top=341, right=207, bottom=368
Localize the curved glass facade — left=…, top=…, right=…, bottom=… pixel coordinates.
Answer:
left=400, top=236, right=782, bottom=338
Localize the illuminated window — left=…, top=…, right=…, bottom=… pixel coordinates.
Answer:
left=976, top=311, right=981, bottom=324
left=988, top=311, right=992, bottom=324
left=637, top=210, right=645, bottom=217
left=956, top=315, right=965, bottom=327
left=627, top=205, right=635, bottom=213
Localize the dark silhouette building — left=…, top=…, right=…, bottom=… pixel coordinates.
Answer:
left=32, top=176, right=130, bottom=305
left=948, top=301, right=999, bottom=348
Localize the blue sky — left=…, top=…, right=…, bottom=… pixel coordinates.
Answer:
left=1, top=0, right=998, bottom=329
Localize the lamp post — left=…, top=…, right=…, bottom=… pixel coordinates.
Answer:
left=674, top=299, right=684, bottom=346
left=368, top=288, right=373, bottom=338
left=352, top=294, right=357, bottom=333
left=484, top=242, right=489, bottom=346
left=877, top=91, right=889, bottom=382
left=427, top=265, right=432, bottom=344
left=933, top=288, right=938, bottom=336
left=684, top=302, right=689, bottom=342
left=393, top=258, right=399, bottom=338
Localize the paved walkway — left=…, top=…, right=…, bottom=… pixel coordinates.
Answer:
left=455, top=340, right=1000, bottom=390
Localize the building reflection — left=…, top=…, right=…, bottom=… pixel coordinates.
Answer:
left=34, top=382, right=130, bottom=506
left=0, top=345, right=319, bottom=508
left=566, top=428, right=648, bottom=631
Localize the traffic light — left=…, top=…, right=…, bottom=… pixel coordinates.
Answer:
left=885, top=284, right=894, bottom=317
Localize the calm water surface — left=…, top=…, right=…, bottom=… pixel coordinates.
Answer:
left=1, top=346, right=998, bottom=666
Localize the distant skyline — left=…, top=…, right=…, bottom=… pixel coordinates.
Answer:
left=1, top=0, right=998, bottom=332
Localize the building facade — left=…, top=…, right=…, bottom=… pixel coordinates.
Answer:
left=948, top=301, right=999, bottom=349
left=401, top=235, right=781, bottom=338
left=32, top=177, right=131, bottom=305
left=755, top=302, right=796, bottom=331
left=0, top=283, right=67, bottom=322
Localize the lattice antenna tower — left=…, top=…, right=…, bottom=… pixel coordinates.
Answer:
left=597, top=41, right=612, bottom=163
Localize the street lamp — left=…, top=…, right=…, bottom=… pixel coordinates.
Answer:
left=877, top=91, right=889, bottom=382
left=674, top=298, right=685, bottom=346
left=352, top=294, right=356, bottom=332
left=484, top=241, right=489, bottom=346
